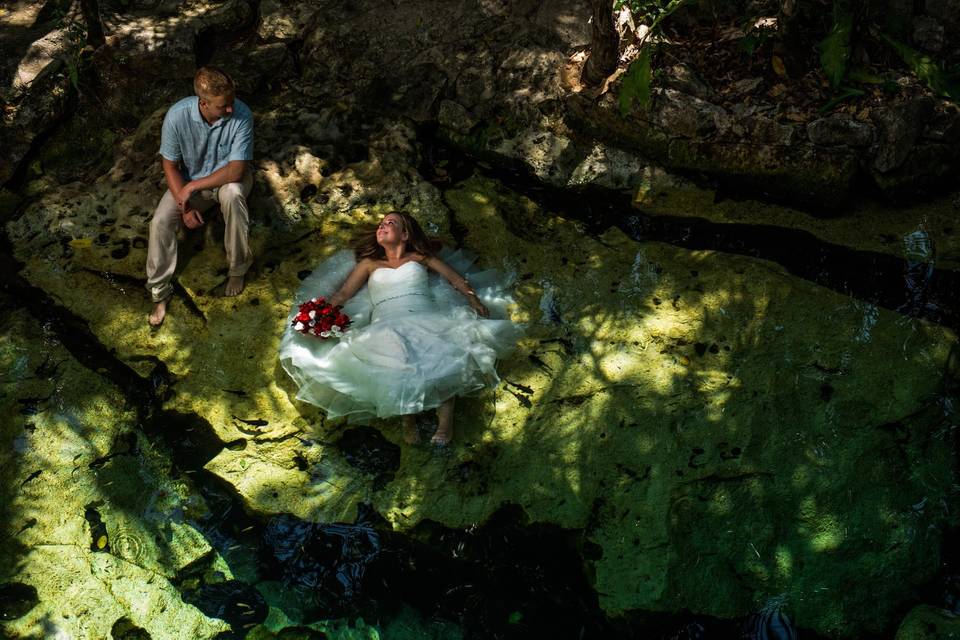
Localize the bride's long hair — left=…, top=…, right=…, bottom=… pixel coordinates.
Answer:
left=353, top=211, right=439, bottom=260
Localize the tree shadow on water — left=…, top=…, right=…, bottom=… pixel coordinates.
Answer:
left=361, top=179, right=960, bottom=637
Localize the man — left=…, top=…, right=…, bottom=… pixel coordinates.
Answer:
left=146, top=66, right=254, bottom=327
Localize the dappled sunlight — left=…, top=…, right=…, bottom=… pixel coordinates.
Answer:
left=2, top=46, right=958, bottom=633
left=0, top=304, right=231, bottom=637
left=807, top=515, right=845, bottom=553
left=421, top=173, right=959, bottom=633
left=775, top=546, right=794, bottom=580
left=211, top=443, right=367, bottom=525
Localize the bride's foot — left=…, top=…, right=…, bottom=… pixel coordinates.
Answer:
left=402, top=416, right=419, bottom=444
left=430, top=423, right=453, bottom=446
left=431, top=399, right=455, bottom=446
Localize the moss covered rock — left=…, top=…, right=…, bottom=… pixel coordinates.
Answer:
left=0, top=303, right=227, bottom=639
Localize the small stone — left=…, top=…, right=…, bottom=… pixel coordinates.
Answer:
left=807, top=115, right=875, bottom=147
left=912, top=15, right=945, bottom=52
left=438, top=100, right=477, bottom=134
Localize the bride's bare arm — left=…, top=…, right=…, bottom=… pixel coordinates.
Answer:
left=329, top=259, right=373, bottom=307
left=422, top=255, right=489, bottom=317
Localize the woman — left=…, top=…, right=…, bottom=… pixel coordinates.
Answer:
left=279, top=211, right=521, bottom=445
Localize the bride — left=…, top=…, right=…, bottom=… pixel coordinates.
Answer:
left=279, top=211, right=521, bottom=445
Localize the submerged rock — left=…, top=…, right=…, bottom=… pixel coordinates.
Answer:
left=0, top=305, right=228, bottom=639
left=895, top=605, right=960, bottom=639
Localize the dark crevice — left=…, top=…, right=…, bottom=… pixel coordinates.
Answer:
left=421, top=128, right=960, bottom=333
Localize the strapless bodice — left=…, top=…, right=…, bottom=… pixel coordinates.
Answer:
left=368, top=261, right=435, bottom=320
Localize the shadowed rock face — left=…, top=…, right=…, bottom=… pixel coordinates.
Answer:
left=2, top=1, right=960, bottom=637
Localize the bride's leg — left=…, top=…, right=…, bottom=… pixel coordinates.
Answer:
left=402, top=414, right=419, bottom=444
left=432, top=398, right=455, bottom=445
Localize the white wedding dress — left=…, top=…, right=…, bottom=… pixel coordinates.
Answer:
left=279, top=249, right=522, bottom=421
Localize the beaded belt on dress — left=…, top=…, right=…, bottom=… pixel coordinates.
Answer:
left=373, top=292, right=429, bottom=306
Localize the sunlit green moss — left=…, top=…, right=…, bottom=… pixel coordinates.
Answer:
left=810, top=516, right=845, bottom=552
left=775, top=546, right=793, bottom=579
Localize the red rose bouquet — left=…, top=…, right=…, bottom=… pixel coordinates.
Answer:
left=291, top=296, right=351, bottom=339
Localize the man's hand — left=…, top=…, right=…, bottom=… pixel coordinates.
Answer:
left=181, top=207, right=204, bottom=230
left=177, top=183, right=197, bottom=211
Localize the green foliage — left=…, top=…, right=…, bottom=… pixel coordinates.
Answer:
left=620, top=46, right=652, bottom=115
left=616, top=0, right=690, bottom=116
left=614, top=0, right=687, bottom=22
left=877, top=32, right=960, bottom=101
left=47, top=3, right=87, bottom=93
left=65, top=56, right=81, bottom=92
left=818, top=1, right=854, bottom=88
left=846, top=67, right=884, bottom=84
left=739, top=25, right=773, bottom=57
left=818, top=86, right=865, bottom=113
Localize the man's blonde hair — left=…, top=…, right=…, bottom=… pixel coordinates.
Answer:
left=193, top=66, right=235, bottom=101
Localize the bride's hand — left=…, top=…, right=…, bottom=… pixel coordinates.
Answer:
left=469, top=297, right=489, bottom=318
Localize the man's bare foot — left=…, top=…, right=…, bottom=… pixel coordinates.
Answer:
left=225, top=275, right=244, bottom=297
left=402, top=416, right=419, bottom=444
left=148, top=299, right=168, bottom=327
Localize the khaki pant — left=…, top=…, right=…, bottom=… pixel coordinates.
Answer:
left=145, top=172, right=253, bottom=303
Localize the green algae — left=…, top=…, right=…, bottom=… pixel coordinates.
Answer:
left=0, top=304, right=228, bottom=639
left=4, top=142, right=958, bottom=637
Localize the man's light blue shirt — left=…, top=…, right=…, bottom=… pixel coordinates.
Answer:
left=159, top=96, right=253, bottom=181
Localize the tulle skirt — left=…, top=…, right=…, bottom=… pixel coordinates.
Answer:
left=279, top=249, right=523, bottom=421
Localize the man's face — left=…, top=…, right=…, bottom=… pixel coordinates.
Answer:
left=200, top=93, right=235, bottom=123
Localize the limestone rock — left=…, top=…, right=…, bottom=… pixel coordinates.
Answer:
left=868, top=98, right=960, bottom=197
left=257, top=144, right=329, bottom=223
left=258, top=0, right=323, bottom=42
left=10, top=25, right=81, bottom=92
left=438, top=99, right=477, bottom=134
left=655, top=89, right=727, bottom=138
left=1, top=547, right=228, bottom=639
left=924, top=0, right=960, bottom=35
left=872, top=97, right=936, bottom=174
left=471, top=124, right=687, bottom=197
left=807, top=115, right=875, bottom=147
left=895, top=605, right=960, bottom=639
left=496, top=47, right=565, bottom=109
left=531, top=0, right=591, bottom=47
left=86, top=0, right=259, bottom=127
left=0, top=61, right=72, bottom=186
left=455, top=64, right=497, bottom=108
left=744, top=114, right=797, bottom=146
left=0, top=306, right=226, bottom=639
left=103, top=0, right=256, bottom=66
left=382, top=62, right=449, bottom=122
left=663, top=63, right=713, bottom=100
left=912, top=15, right=945, bottom=52
left=923, top=106, right=960, bottom=143
left=210, top=42, right=294, bottom=96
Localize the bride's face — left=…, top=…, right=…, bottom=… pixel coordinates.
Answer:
left=376, top=214, right=408, bottom=246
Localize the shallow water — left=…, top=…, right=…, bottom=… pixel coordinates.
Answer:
left=1, top=140, right=959, bottom=639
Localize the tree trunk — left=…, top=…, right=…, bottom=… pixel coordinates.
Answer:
left=581, top=0, right=619, bottom=86
left=80, top=0, right=105, bottom=48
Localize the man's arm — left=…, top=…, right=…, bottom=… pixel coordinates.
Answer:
left=162, top=157, right=207, bottom=229
left=161, top=157, right=188, bottom=205
left=176, top=160, right=248, bottom=210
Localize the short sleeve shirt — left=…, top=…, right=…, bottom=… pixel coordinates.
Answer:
left=158, top=96, right=254, bottom=181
